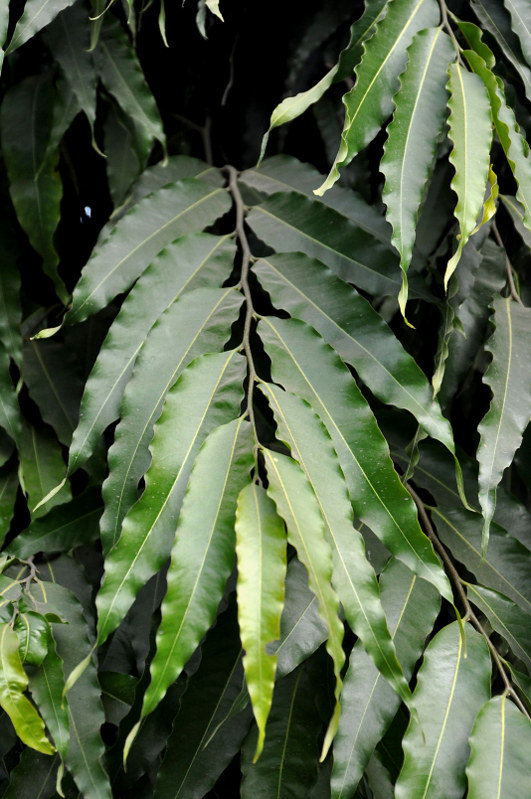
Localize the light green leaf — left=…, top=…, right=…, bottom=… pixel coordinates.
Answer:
left=0, top=623, right=54, bottom=754
left=139, top=418, right=253, bottom=722
left=254, top=254, right=454, bottom=453
left=444, top=63, right=492, bottom=288
left=68, top=232, right=235, bottom=473
left=5, top=0, right=77, bottom=53
left=317, top=0, right=440, bottom=194
left=263, top=448, right=344, bottom=759
left=65, top=179, right=231, bottom=326
left=477, top=297, right=531, bottom=548
left=467, top=583, right=531, bottom=671
left=99, top=287, right=243, bottom=553
left=467, top=694, right=531, bottom=799
left=465, top=47, right=531, bottom=230
left=504, top=0, right=531, bottom=66
left=501, top=194, right=531, bottom=249
left=95, top=16, right=165, bottom=159
left=332, top=558, right=440, bottom=799
left=205, top=0, right=223, bottom=20
left=381, top=27, right=454, bottom=313
left=235, top=483, right=286, bottom=760
left=19, top=422, right=71, bottom=518
left=27, top=627, right=70, bottom=757
left=96, top=349, right=246, bottom=644
left=395, top=622, right=491, bottom=799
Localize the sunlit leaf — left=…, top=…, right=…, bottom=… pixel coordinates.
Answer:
left=27, top=626, right=70, bottom=757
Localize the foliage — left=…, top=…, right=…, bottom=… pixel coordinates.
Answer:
left=0, top=0, right=530, bottom=796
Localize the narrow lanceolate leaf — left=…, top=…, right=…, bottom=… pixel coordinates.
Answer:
left=0, top=468, right=18, bottom=548
left=332, top=559, right=440, bottom=799
left=504, top=0, right=531, bottom=65
left=317, top=0, right=440, bottom=194
left=69, top=232, right=235, bottom=473
left=27, top=629, right=69, bottom=757
left=467, top=583, right=531, bottom=672
left=99, top=287, right=243, bottom=554
left=139, top=419, right=254, bottom=723
left=104, top=103, right=141, bottom=208
left=395, top=622, right=491, bottom=799
left=0, top=75, right=66, bottom=301
left=0, top=343, right=21, bottom=446
left=263, top=448, right=344, bottom=759
left=19, top=423, right=71, bottom=517
left=259, top=378, right=417, bottom=702
left=0, top=234, right=22, bottom=368
left=255, top=254, right=455, bottom=454
left=0, top=0, right=8, bottom=66
left=465, top=48, right=531, bottom=230
left=477, top=297, right=531, bottom=548
left=95, top=17, right=165, bottom=159
left=5, top=0, right=77, bottom=53
left=0, top=623, right=54, bottom=754
left=466, top=694, right=531, bottom=799
left=65, top=179, right=231, bottom=326
left=96, top=350, right=246, bottom=645
left=381, top=28, right=454, bottom=314
left=235, top=484, right=286, bottom=761
left=444, top=63, right=492, bottom=288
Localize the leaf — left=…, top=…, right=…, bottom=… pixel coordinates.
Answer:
left=467, top=583, right=531, bottom=672
left=381, top=27, right=454, bottom=313
left=395, top=621, right=491, bottom=799
left=0, top=343, right=21, bottom=447
left=0, top=623, right=54, bottom=754
left=5, top=0, right=77, bottom=53
left=477, top=297, right=531, bottom=547
left=69, top=232, right=235, bottom=473
left=95, top=16, right=165, bottom=159
left=2, top=748, right=58, bottom=799
left=0, top=74, right=67, bottom=301
left=431, top=506, right=531, bottom=614
left=263, top=448, right=344, bottom=759
left=0, top=467, right=18, bottom=548
left=100, top=671, right=136, bottom=725
left=19, top=422, right=71, bottom=517
left=254, top=254, right=454, bottom=453
left=504, top=0, right=531, bottom=66
left=317, top=0, right=440, bottom=194
left=331, top=558, right=440, bottom=799
left=14, top=610, right=50, bottom=665
left=104, top=103, right=142, bottom=208
left=96, top=349, right=246, bottom=644
left=0, top=227, right=22, bottom=369
left=137, top=418, right=253, bottom=724
left=7, top=488, right=102, bottom=558
left=467, top=694, right=531, bottom=798
left=235, top=483, right=286, bottom=760
left=27, top=626, right=70, bottom=757
left=99, top=287, right=243, bottom=553
left=465, top=46, right=531, bottom=230
left=65, top=178, right=231, bottom=326
left=444, top=63, right=492, bottom=288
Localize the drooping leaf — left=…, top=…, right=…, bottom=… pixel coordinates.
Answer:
left=137, top=419, right=253, bottom=726
left=395, top=622, right=491, bottom=799
left=466, top=693, right=531, bottom=798
left=19, top=422, right=71, bottom=517
left=381, top=27, right=454, bottom=313
left=444, top=63, right=492, bottom=288
left=477, top=297, right=531, bottom=547
left=5, top=0, right=77, bottom=53
left=99, top=287, right=243, bottom=553
left=331, top=558, right=440, bottom=799
left=69, top=232, right=235, bottom=473
left=263, top=448, right=344, bottom=759
left=104, top=103, right=142, bottom=208
left=96, top=349, right=246, bottom=644
left=467, top=583, right=531, bottom=671
left=504, top=0, right=531, bottom=66
left=0, top=623, right=54, bottom=754
left=64, top=179, right=231, bottom=326
left=235, top=483, right=286, bottom=760
left=26, top=626, right=70, bottom=758
left=317, top=0, right=440, bottom=194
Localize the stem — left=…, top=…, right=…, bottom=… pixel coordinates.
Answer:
left=407, top=483, right=530, bottom=718
left=438, top=0, right=465, bottom=66
left=492, top=221, right=523, bottom=305
left=224, top=166, right=260, bottom=461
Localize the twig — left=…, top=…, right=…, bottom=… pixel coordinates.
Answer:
left=492, top=221, right=523, bottom=305
left=407, top=482, right=530, bottom=718
left=438, top=0, right=465, bottom=66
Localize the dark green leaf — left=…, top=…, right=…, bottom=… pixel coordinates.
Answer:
left=467, top=583, right=531, bottom=671
left=2, top=748, right=58, bottom=799
left=27, top=626, right=70, bottom=757
left=19, top=422, right=71, bottom=517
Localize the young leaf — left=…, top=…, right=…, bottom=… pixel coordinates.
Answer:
left=477, top=297, right=531, bottom=548
left=332, top=558, right=440, bottom=799
left=263, top=448, right=344, bottom=759
left=138, top=419, right=254, bottom=723
left=235, top=483, right=286, bottom=760
left=99, top=287, right=243, bottom=553
left=64, top=179, right=231, bottom=326
left=381, top=27, right=454, bottom=314
left=395, top=622, right=491, bottom=799
left=317, top=0, right=440, bottom=194
left=68, top=232, right=235, bottom=473
left=0, top=623, right=55, bottom=754
left=466, top=694, right=531, bottom=799
left=96, top=349, right=246, bottom=644
left=444, top=63, right=492, bottom=288
left=5, top=0, right=77, bottom=53
left=467, top=583, right=531, bottom=671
